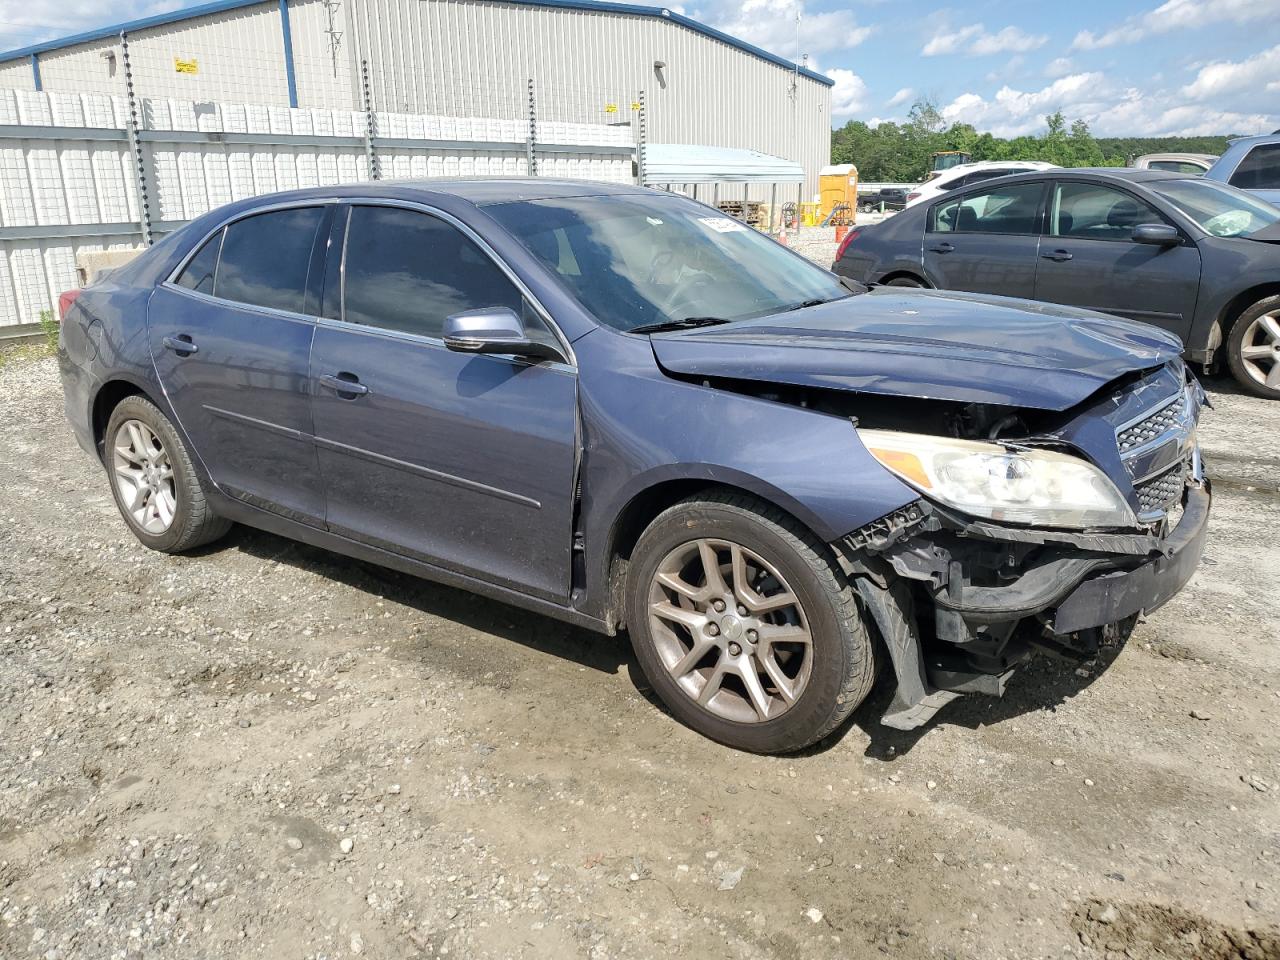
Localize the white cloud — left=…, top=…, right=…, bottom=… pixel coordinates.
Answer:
left=1073, top=0, right=1277, bottom=50
left=0, top=1, right=186, bottom=50
left=693, top=0, right=873, bottom=60
left=886, top=87, right=914, bottom=107
left=1044, top=57, right=1075, bottom=78
left=940, top=71, right=1278, bottom=137
left=922, top=23, right=1047, bottom=57
left=1183, top=43, right=1280, bottom=103
left=826, top=68, right=869, bottom=119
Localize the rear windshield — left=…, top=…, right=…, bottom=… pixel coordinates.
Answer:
left=485, top=193, right=849, bottom=332
left=1147, top=178, right=1280, bottom=238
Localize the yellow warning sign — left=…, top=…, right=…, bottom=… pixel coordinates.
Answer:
left=631, top=102, right=642, bottom=111
left=604, top=103, right=618, bottom=114
left=174, top=58, right=198, bottom=74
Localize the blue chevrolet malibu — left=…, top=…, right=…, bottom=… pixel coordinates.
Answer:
left=57, top=179, right=1210, bottom=753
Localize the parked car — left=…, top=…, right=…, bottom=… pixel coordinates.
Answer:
left=1132, top=153, right=1217, bottom=174
left=58, top=180, right=1209, bottom=753
left=833, top=168, right=1280, bottom=399
left=858, top=187, right=909, bottom=212
left=1204, top=135, right=1280, bottom=206
left=905, top=161, right=1058, bottom=208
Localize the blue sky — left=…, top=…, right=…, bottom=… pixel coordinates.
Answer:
left=2, top=0, right=1278, bottom=136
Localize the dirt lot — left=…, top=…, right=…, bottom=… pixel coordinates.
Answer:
left=2, top=250, right=1280, bottom=959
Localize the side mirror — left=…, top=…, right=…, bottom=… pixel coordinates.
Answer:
left=443, top=307, right=563, bottom=361
left=1132, top=223, right=1180, bottom=246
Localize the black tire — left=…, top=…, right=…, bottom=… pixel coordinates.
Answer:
left=1225, top=294, right=1280, bottom=400
left=885, top=276, right=924, bottom=288
left=626, top=492, right=877, bottom=753
left=104, top=394, right=232, bottom=553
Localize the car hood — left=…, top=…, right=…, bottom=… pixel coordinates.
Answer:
left=649, top=288, right=1184, bottom=411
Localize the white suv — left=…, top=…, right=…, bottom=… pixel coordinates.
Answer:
left=905, top=161, right=1059, bottom=208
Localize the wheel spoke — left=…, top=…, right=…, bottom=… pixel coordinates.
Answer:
left=1267, top=363, right=1280, bottom=389
left=1259, top=314, right=1280, bottom=344
left=697, top=540, right=729, bottom=596
left=1241, top=344, right=1273, bottom=360
left=759, top=652, right=797, bottom=705
left=655, top=569, right=711, bottom=602
left=126, top=422, right=148, bottom=460
left=758, top=623, right=812, bottom=646
left=670, top=637, right=716, bottom=678
left=650, top=600, right=706, bottom=633
left=697, top=663, right=729, bottom=705
left=736, top=661, right=773, bottom=721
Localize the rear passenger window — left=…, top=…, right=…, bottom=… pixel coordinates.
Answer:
left=1229, top=144, right=1280, bottom=190
left=175, top=229, right=222, bottom=295
left=342, top=205, right=524, bottom=338
left=932, top=182, right=1043, bottom=235
left=215, top=207, right=325, bottom=314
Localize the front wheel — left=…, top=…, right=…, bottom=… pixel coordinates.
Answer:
left=626, top=493, right=877, bottom=753
left=105, top=394, right=232, bottom=552
left=1226, top=295, right=1280, bottom=400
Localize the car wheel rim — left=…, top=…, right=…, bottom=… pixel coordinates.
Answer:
left=112, top=419, right=177, bottom=535
left=1239, top=311, right=1280, bottom=390
left=647, top=538, right=813, bottom=724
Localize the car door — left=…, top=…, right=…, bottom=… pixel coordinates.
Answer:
left=309, top=202, right=578, bottom=603
left=923, top=180, right=1046, bottom=298
left=148, top=204, right=331, bottom=524
left=1033, top=180, right=1201, bottom=342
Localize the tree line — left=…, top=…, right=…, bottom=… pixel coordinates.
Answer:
left=832, top=99, right=1235, bottom=183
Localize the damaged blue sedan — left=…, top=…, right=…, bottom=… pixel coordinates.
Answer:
left=56, top=180, right=1209, bottom=753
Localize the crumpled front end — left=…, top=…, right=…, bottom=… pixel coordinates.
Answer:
left=833, top=365, right=1211, bottom=731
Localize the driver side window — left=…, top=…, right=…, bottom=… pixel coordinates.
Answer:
left=1050, top=183, right=1166, bottom=241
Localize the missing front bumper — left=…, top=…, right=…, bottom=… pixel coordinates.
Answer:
left=835, top=483, right=1211, bottom=731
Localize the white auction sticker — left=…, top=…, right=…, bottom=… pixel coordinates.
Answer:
left=697, top=216, right=747, bottom=233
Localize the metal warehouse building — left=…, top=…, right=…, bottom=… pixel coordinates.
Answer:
left=0, top=0, right=833, bottom=191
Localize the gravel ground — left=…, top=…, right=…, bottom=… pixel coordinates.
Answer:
left=2, top=257, right=1280, bottom=959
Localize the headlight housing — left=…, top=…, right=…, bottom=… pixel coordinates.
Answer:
left=859, top=429, right=1137, bottom=530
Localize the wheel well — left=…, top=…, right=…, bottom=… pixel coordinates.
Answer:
left=1219, top=283, right=1280, bottom=339
left=91, top=381, right=149, bottom=452
left=602, top=479, right=812, bottom=630
left=879, top=270, right=928, bottom=287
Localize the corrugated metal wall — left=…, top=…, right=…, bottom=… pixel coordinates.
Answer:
left=1, top=0, right=831, bottom=195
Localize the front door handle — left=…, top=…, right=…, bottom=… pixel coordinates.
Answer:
left=318, top=372, right=369, bottom=398
left=929, top=242, right=955, bottom=253
left=1041, top=249, right=1073, bottom=262
left=162, top=335, right=198, bottom=355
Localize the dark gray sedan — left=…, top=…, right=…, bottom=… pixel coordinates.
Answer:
left=834, top=168, right=1280, bottom=399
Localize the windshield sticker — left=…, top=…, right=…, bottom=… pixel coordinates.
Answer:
left=646, top=216, right=664, bottom=225
left=697, top=216, right=748, bottom=234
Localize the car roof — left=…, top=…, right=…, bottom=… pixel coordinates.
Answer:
left=991, top=167, right=1191, bottom=184
left=223, top=178, right=650, bottom=210
left=1226, top=133, right=1280, bottom=147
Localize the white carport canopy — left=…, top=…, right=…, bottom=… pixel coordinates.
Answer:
left=641, top=144, right=805, bottom=184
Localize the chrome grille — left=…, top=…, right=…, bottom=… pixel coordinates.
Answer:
left=1117, top=394, right=1186, bottom=453
left=1135, top=463, right=1186, bottom=517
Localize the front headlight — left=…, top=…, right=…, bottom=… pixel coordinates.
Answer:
left=859, top=429, right=1137, bottom=530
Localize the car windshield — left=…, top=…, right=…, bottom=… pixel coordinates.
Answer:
left=485, top=193, right=851, bottom=332
left=1147, top=178, right=1280, bottom=238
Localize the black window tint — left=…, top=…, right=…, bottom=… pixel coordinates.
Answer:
left=932, top=182, right=1042, bottom=235
left=175, top=229, right=222, bottom=295
left=1051, top=182, right=1165, bottom=240
left=1229, top=144, right=1280, bottom=190
left=342, top=205, right=523, bottom=337
left=215, top=207, right=325, bottom=314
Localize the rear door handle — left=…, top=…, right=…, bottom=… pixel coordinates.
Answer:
left=1041, top=249, right=1073, bottom=262
left=928, top=242, right=955, bottom=253
left=318, top=372, right=369, bottom=398
left=162, top=335, right=198, bottom=355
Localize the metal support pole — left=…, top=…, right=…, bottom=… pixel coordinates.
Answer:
left=526, top=78, right=538, bottom=177
left=712, top=182, right=719, bottom=207
left=360, top=59, right=379, bottom=180
left=769, top=182, right=777, bottom=233
left=120, top=31, right=152, bottom=246
left=797, top=182, right=804, bottom=234
left=634, top=89, right=646, bottom=187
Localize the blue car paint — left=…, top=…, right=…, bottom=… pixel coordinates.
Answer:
left=1204, top=135, right=1280, bottom=207
left=58, top=179, right=1200, bottom=640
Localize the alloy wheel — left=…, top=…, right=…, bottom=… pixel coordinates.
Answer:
left=112, top=419, right=178, bottom=534
left=1238, top=311, right=1280, bottom=390
left=647, top=538, right=813, bottom=724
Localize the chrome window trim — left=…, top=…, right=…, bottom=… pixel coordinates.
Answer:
left=334, top=198, right=577, bottom=367
left=158, top=282, right=319, bottom=326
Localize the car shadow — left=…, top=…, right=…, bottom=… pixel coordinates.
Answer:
left=216, top=524, right=634, bottom=677
left=817, top=643, right=1125, bottom=761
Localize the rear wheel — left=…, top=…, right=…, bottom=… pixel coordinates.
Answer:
left=105, top=395, right=231, bottom=552
left=885, top=276, right=924, bottom=288
left=1226, top=295, right=1280, bottom=400
left=626, top=493, right=876, bottom=753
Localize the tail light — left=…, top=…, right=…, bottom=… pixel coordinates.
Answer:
left=905, top=192, right=921, bottom=203
left=57, top=288, right=82, bottom=323
left=834, top=227, right=862, bottom=261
